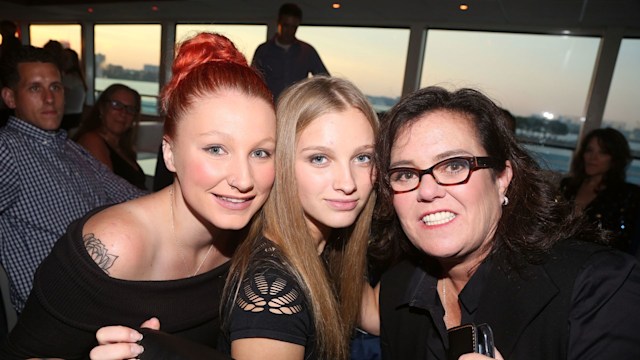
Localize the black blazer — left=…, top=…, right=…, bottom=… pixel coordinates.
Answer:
left=380, top=241, right=640, bottom=360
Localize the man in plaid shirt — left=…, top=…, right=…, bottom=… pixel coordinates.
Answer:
left=0, top=45, right=144, bottom=313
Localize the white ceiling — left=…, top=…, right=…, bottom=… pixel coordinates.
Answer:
left=1, top=0, right=639, bottom=35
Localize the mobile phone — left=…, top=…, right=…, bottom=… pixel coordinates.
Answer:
left=476, top=323, right=495, bottom=357
left=447, top=323, right=495, bottom=360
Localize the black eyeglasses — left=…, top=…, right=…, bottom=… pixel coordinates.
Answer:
left=108, top=99, right=138, bottom=115
left=387, top=156, right=499, bottom=194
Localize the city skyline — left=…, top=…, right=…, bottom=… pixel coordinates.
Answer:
left=28, top=24, right=639, bottom=126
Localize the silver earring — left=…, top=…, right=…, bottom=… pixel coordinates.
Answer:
left=502, top=196, right=509, bottom=206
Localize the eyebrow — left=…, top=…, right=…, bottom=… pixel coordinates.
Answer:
left=25, top=80, right=63, bottom=87
left=298, top=143, right=374, bottom=154
left=298, top=145, right=332, bottom=153
left=200, top=130, right=276, bottom=145
left=389, top=149, right=473, bottom=168
left=354, top=144, right=375, bottom=153
left=199, top=130, right=231, bottom=139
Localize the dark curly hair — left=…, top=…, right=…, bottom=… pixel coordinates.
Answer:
left=370, top=86, right=603, bottom=272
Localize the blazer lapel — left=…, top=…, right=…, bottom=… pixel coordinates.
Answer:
left=475, top=264, right=559, bottom=357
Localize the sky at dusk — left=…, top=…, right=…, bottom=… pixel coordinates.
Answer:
left=28, top=24, right=639, bottom=126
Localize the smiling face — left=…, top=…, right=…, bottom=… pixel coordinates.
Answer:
left=100, top=88, right=138, bottom=138
left=294, top=107, right=375, bottom=241
left=583, top=137, right=612, bottom=178
left=164, top=89, right=276, bottom=230
left=1, top=62, right=64, bottom=130
left=390, top=110, right=511, bottom=264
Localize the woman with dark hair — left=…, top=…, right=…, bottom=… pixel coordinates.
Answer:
left=372, top=86, right=640, bottom=359
left=0, top=32, right=275, bottom=359
left=74, top=83, right=146, bottom=189
left=560, top=128, right=640, bottom=252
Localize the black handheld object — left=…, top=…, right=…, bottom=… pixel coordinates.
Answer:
left=137, top=328, right=232, bottom=360
left=447, top=323, right=495, bottom=360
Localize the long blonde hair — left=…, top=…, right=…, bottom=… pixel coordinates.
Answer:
left=226, top=76, right=379, bottom=359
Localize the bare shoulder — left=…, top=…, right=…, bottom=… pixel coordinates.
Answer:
left=83, top=198, right=160, bottom=278
left=76, top=131, right=105, bottom=149
left=76, top=131, right=112, bottom=167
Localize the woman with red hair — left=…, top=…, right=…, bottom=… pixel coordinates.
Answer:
left=0, top=32, right=276, bottom=359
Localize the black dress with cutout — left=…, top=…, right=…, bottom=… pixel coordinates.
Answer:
left=220, top=237, right=316, bottom=359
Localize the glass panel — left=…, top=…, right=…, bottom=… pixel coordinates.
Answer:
left=296, top=26, right=410, bottom=113
left=175, top=24, right=267, bottom=61
left=29, top=24, right=82, bottom=54
left=420, top=30, right=600, bottom=174
left=602, top=38, right=640, bottom=184
left=94, top=24, right=161, bottom=115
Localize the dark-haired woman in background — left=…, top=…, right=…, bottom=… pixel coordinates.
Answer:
left=560, top=128, right=640, bottom=253
left=74, top=83, right=147, bottom=189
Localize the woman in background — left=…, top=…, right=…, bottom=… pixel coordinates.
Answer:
left=74, top=83, right=147, bottom=189
left=560, top=127, right=640, bottom=252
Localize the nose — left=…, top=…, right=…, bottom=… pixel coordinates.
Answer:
left=42, top=88, right=54, bottom=104
left=114, top=106, right=132, bottom=117
left=227, top=159, right=254, bottom=193
left=416, top=173, right=445, bottom=201
left=333, top=163, right=357, bottom=195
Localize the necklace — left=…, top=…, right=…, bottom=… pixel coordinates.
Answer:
left=169, top=186, right=215, bottom=277
left=441, top=278, right=448, bottom=320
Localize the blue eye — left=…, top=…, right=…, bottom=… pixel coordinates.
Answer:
left=205, top=145, right=226, bottom=155
left=355, top=153, right=372, bottom=164
left=310, top=154, right=328, bottom=165
left=252, top=149, right=272, bottom=158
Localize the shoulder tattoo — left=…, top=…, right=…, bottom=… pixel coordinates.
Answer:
left=83, top=233, right=119, bottom=274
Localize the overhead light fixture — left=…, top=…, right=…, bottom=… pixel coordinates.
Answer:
left=332, top=3, right=341, bottom=9
left=459, top=4, right=469, bottom=11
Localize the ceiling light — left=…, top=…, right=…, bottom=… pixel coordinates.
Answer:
left=459, top=4, right=469, bottom=11
left=332, top=3, right=341, bottom=9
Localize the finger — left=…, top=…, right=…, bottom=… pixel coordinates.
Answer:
left=96, top=326, right=143, bottom=344
left=458, top=354, right=492, bottom=360
left=139, top=317, right=161, bottom=330
left=89, top=343, right=144, bottom=360
left=494, top=348, right=504, bottom=360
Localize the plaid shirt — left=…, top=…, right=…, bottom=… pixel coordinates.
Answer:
left=0, top=117, right=145, bottom=313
